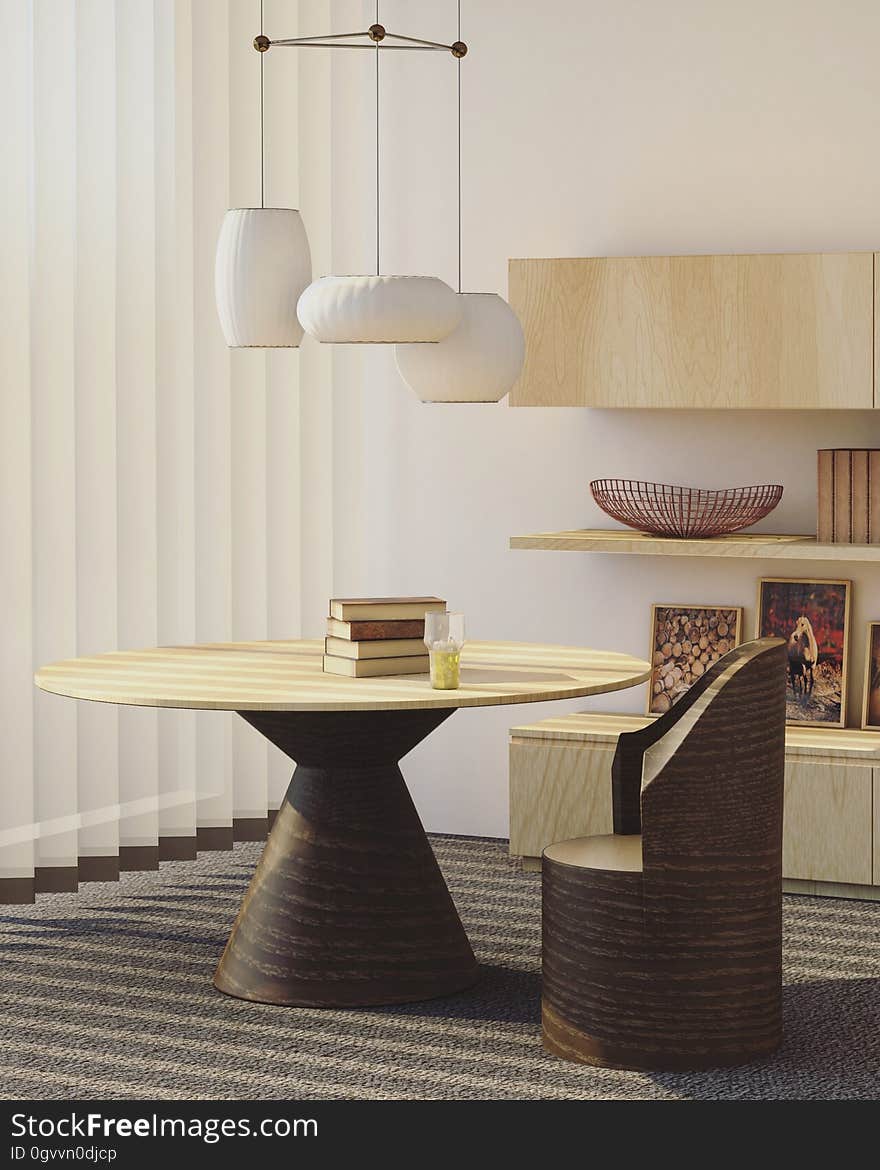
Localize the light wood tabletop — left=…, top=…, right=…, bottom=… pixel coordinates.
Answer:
left=35, top=638, right=651, bottom=713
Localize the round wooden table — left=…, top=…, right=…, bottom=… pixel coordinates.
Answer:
left=35, top=638, right=650, bottom=1008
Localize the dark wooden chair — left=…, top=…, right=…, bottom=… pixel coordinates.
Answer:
left=541, top=636, right=787, bottom=1071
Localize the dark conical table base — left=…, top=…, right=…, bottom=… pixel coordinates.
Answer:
left=214, top=708, right=478, bottom=1007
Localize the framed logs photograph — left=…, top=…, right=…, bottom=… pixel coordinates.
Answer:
left=647, top=604, right=742, bottom=714
left=756, top=577, right=851, bottom=728
left=862, top=623, right=880, bottom=730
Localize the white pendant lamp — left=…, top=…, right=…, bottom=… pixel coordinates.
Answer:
left=395, top=293, right=524, bottom=402
left=217, top=14, right=473, bottom=350
left=297, top=275, right=461, bottom=344
left=214, top=11, right=312, bottom=348
left=394, top=3, right=525, bottom=402
left=215, top=208, right=311, bottom=347
left=294, top=15, right=464, bottom=346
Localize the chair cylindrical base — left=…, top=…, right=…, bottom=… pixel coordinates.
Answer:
left=542, top=855, right=782, bottom=1072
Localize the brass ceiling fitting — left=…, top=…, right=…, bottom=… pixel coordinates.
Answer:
left=253, top=25, right=467, bottom=57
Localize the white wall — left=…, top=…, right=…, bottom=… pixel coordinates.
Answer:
left=307, top=0, right=880, bottom=837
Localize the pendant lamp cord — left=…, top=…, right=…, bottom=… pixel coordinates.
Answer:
left=375, top=0, right=380, bottom=275
left=457, top=0, right=462, bottom=293
left=260, top=0, right=265, bottom=208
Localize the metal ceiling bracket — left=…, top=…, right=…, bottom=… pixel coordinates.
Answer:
left=254, top=27, right=467, bottom=57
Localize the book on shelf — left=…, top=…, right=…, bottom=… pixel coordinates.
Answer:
left=326, top=617, right=427, bottom=641
left=325, top=636, right=426, bottom=660
left=322, top=654, right=430, bottom=678
left=851, top=449, right=870, bottom=544
left=328, top=596, right=446, bottom=622
left=833, top=448, right=852, bottom=543
left=817, top=449, right=834, bottom=542
left=817, top=448, right=880, bottom=544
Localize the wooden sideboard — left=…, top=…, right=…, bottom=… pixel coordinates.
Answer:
left=508, top=252, right=876, bottom=409
left=509, top=712, right=880, bottom=900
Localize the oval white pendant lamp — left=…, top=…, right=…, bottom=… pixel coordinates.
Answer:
left=213, top=10, right=311, bottom=349
left=395, top=292, right=524, bottom=402
left=215, top=208, right=312, bottom=347
left=297, top=274, right=461, bottom=344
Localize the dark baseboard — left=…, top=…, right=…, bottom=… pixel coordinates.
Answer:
left=196, top=826, right=235, bottom=852
left=158, top=835, right=198, bottom=861
left=78, top=855, right=120, bottom=882
left=119, top=845, right=160, bottom=872
left=0, top=877, right=36, bottom=905
left=267, top=807, right=279, bottom=830
left=34, top=866, right=79, bottom=894
left=233, top=817, right=269, bottom=842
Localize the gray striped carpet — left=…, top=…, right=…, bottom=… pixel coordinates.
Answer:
left=1, top=835, right=878, bottom=1100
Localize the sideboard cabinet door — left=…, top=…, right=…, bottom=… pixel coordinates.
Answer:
left=508, top=739, right=613, bottom=859
left=509, top=253, right=874, bottom=409
left=783, top=762, right=873, bottom=885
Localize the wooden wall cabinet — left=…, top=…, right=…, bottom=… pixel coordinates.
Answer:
left=508, top=252, right=876, bottom=409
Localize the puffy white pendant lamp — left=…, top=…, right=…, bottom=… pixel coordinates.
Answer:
left=394, top=3, right=525, bottom=402
left=215, top=208, right=311, bottom=347
left=297, top=275, right=461, bottom=344
left=395, top=292, right=524, bottom=402
left=214, top=11, right=311, bottom=348
left=296, top=16, right=462, bottom=346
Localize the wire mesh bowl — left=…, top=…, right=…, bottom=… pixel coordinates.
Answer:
left=590, top=479, right=784, bottom=539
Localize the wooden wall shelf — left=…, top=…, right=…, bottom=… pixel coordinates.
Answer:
left=510, top=528, right=880, bottom=562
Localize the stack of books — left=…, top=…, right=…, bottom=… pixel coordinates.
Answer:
left=817, top=449, right=880, bottom=543
left=323, top=597, right=446, bottom=677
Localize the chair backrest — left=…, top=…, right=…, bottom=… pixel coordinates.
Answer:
left=611, top=638, right=787, bottom=878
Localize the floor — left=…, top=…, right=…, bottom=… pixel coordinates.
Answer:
left=1, top=835, right=878, bottom=1100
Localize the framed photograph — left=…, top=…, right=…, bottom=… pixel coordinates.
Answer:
left=648, top=604, right=743, bottom=715
left=862, top=623, right=880, bottom=730
left=756, top=577, right=851, bottom=728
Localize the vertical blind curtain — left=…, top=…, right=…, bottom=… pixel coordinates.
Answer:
left=0, top=0, right=322, bottom=899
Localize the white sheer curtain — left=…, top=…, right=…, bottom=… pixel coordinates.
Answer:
left=0, top=0, right=335, bottom=900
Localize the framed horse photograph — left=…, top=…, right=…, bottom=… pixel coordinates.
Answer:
left=756, top=577, right=851, bottom=727
left=862, top=623, right=880, bottom=730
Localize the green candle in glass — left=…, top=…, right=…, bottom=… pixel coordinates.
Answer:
left=424, top=612, right=465, bottom=690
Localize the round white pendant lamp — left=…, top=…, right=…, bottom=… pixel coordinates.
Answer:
left=395, top=292, right=524, bottom=402
left=297, top=275, right=462, bottom=344
left=393, top=4, right=524, bottom=403
left=215, top=208, right=312, bottom=348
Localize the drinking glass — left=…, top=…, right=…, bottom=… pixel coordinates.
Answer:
left=424, top=612, right=466, bottom=690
